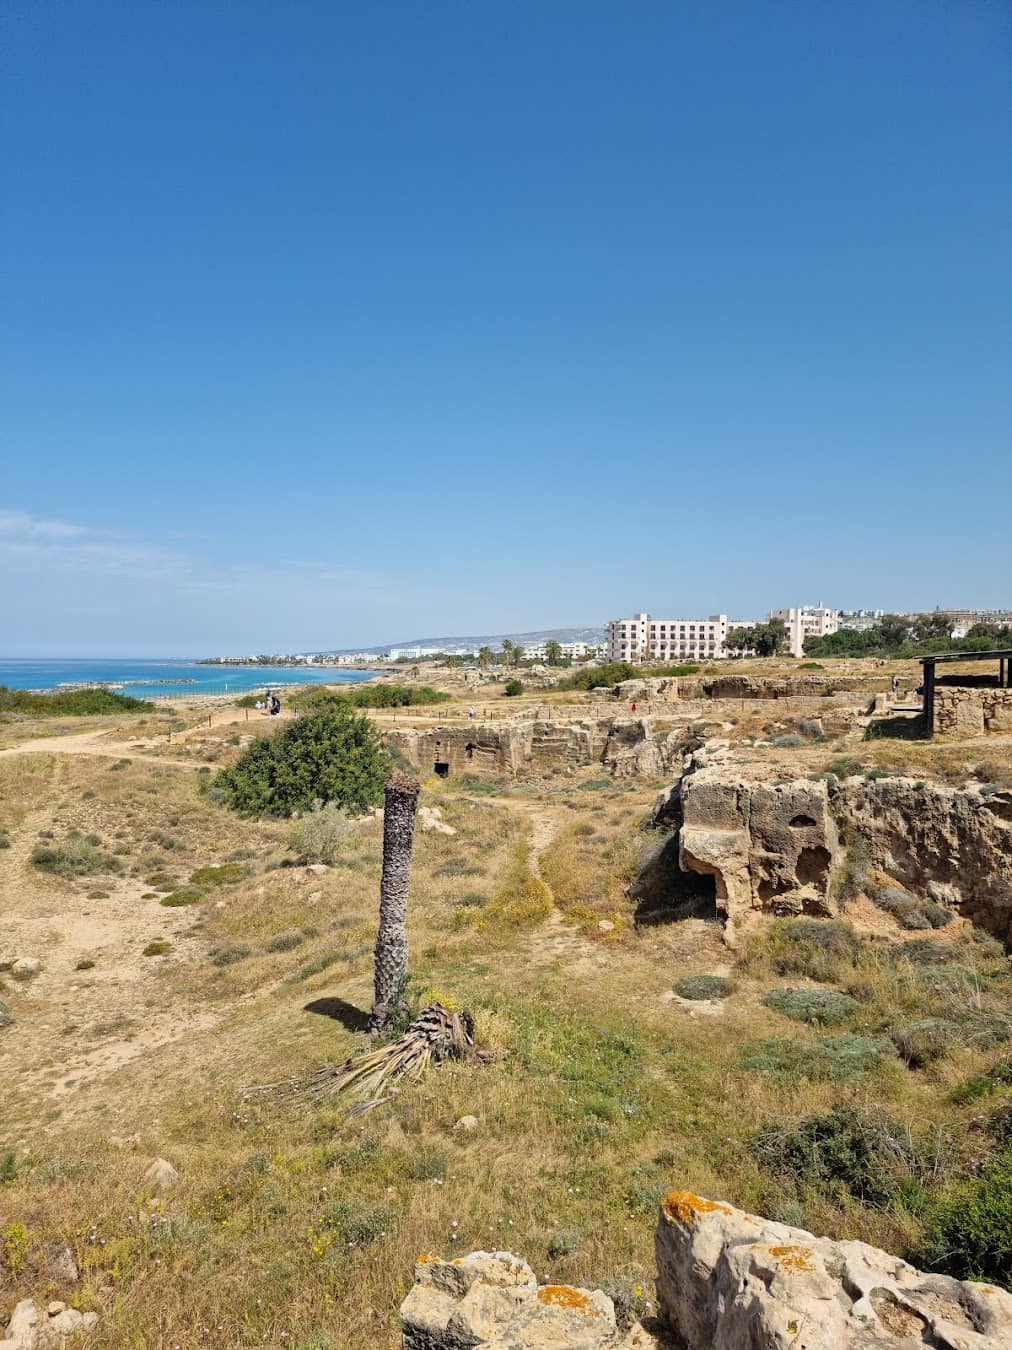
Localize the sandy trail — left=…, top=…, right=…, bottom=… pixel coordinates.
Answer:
left=0, top=729, right=203, bottom=769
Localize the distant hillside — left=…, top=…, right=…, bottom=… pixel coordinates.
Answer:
left=322, top=626, right=605, bottom=657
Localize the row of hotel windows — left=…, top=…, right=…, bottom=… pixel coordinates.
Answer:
left=616, top=628, right=721, bottom=636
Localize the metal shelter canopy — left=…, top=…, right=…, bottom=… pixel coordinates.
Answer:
left=919, top=649, right=1012, bottom=737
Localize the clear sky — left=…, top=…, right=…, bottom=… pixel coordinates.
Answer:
left=2, top=0, right=1010, bottom=657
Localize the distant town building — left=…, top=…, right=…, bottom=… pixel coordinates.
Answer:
left=838, top=609, right=884, bottom=631
left=768, top=606, right=839, bottom=658
left=522, top=640, right=604, bottom=661
left=606, top=613, right=731, bottom=662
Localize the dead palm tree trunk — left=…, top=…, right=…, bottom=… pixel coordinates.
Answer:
left=370, top=771, right=420, bottom=1035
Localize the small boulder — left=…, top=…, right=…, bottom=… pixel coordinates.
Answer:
left=12, top=958, right=40, bottom=976
left=453, top=1115, right=480, bottom=1133
left=4, top=1300, right=40, bottom=1348
left=45, top=1243, right=79, bottom=1284
left=143, top=1157, right=179, bottom=1191
left=418, top=806, right=456, bottom=836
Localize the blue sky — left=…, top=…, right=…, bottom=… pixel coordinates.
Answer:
left=2, top=0, right=1009, bottom=657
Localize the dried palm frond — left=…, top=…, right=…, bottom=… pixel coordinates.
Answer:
left=244, top=1003, right=475, bottom=1112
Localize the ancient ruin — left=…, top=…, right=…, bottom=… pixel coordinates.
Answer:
left=922, top=650, right=1012, bottom=738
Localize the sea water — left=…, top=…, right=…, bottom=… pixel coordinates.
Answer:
left=0, top=659, right=375, bottom=700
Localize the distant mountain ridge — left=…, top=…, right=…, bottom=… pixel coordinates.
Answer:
left=319, top=626, right=605, bottom=657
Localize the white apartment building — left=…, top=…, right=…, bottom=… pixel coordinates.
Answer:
left=522, top=640, right=604, bottom=661
left=769, top=606, right=839, bottom=658
left=606, top=613, right=730, bottom=662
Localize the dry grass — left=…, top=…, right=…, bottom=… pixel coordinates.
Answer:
left=0, top=702, right=1010, bottom=1345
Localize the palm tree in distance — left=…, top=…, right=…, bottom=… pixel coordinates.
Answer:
left=501, top=638, right=515, bottom=668
left=370, top=771, right=421, bottom=1035
left=477, top=646, right=493, bottom=670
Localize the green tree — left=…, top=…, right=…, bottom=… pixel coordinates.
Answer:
left=729, top=620, right=787, bottom=657
left=477, top=646, right=493, bottom=670
left=911, top=612, right=952, bottom=644
left=501, top=639, right=515, bottom=667
left=545, top=639, right=563, bottom=666
left=726, top=626, right=756, bottom=654
left=503, top=677, right=524, bottom=697
left=877, top=614, right=911, bottom=649
left=214, top=704, right=391, bottom=816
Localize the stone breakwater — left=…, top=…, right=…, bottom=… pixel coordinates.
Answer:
left=400, top=1196, right=1012, bottom=1348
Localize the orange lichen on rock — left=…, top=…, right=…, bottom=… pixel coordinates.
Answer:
left=416, top=1253, right=430, bottom=1264
left=538, top=1285, right=593, bottom=1312
left=662, top=1191, right=733, bottom=1225
left=768, top=1245, right=816, bottom=1273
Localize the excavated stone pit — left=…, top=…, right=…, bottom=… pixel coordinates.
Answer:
left=648, top=762, right=1012, bottom=947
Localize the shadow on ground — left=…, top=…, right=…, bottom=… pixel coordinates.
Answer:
left=865, top=713, right=928, bottom=741
left=630, top=831, right=719, bottom=927
left=304, top=997, right=370, bottom=1031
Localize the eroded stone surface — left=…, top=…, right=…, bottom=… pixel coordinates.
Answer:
left=1, top=1299, right=99, bottom=1349
left=833, top=777, right=1012, bottom=945
left=400, top=1251, right=652, bottom=1347
left=655, top=1191, right=1012, bottom=1349
left=678, top=768, right=838, bottom=940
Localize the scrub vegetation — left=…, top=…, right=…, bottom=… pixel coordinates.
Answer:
left=0, top=678, right=1010, bottom=1347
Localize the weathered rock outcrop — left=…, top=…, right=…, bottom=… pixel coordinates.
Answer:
left=678, top=768, right=838, bottom=942
left=696, top=673, right=884, bottom=701
left=656, top=1191, right=1012, bottom=1349
left=833, top=777, right=1012, bottom=944
left=1, top=1299, right=98, bottom=1349
left=614, top=677, right=683, bottom=703
left=399, top=1250, right=652, bottom=1347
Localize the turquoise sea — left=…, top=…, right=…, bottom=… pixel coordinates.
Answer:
left=0, top=659, right=375, bottom=700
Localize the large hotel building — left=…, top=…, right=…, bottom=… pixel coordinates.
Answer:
left=606, top=613, right=734, bottom=662
left=606, top=607, right=838, bottom=661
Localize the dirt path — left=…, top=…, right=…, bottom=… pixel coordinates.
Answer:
left=0, top=729, right=203, bottom=770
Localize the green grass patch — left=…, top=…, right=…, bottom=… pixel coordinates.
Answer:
left=741, top=1034, right=895, bottom=1082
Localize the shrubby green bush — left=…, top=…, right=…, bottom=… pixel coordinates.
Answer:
left=555, top=662, right=640, bottom=691
left=288, top=802, right=357, bottom=863
left=214, top=705, right=391, bottom=817
left=763, top=987, right=858, bottom=1026
left=919, top=1147, right=1012, bottom=1287
left=890, top=1019, right=961, bottom=1067
left=31, top=836, right=121, bottom=878
left=294, top=683, right=448, bottom=710
left=741, top=1034, right=894, bottom=1081
left=0, top=685, right=152, bottom=714
left=759, top=919, right=861, bottom=983
left=503, top=678, right=524, bottom=697
left=675, top=975, right=734, bottom=1001
left=751, top=1106, right=918, bottom=1206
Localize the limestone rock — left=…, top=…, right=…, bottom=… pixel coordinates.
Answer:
left=143, top=1157, right=179, bottom=1191
left=44, top=1244, right=78, bottom=1283
left=401, top=1251, right=619, bottom=1348
left=453, top=1115, right=480, bottom=1133
left=418, top=806, right=457, bottom=836
left=832, top=776, right=1012, bottom=945
left=1, top=1298, right=98, bottom=1349
left=4, top=1301, right=39, bottom=1349
left=678, top=768, right=838, bottom=940
left=11, top=958, right=40, bottom=976
left=655, top=1190, right=1012, bottom=1349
